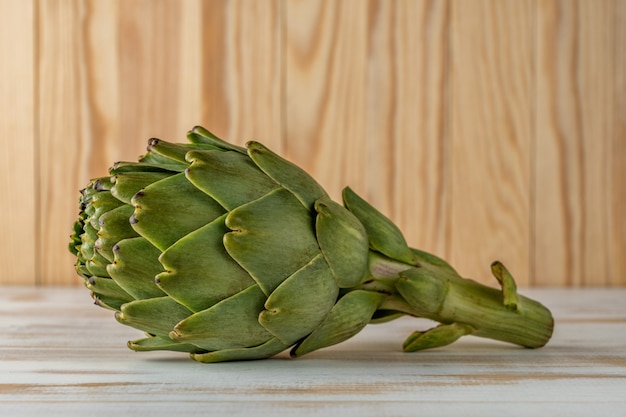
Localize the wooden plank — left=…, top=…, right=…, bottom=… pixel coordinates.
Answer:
left=535, top=0, right=624, bottom=286
left=284, top=0, right=368, bottom=201
left=198, top=0, right=282, bottom=150
left=0, top=0, right=36, bottom=285
left=38, top=0, right=110, bottom=285
left=612, top=0, right=626, bottom=284
left=1, top=287, right=625, bottom=415
left=450, top=0, right=533, bottom=284
left=38, top=0, right=205, bottom=284
left=116, top=0, right=203, bottom=147
left=365, top=0, right=450, bottom=258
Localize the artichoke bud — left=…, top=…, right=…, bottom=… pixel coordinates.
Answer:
left=72, top=127, right=376, bottom=362
left=71, top=126, right=554, bottom=362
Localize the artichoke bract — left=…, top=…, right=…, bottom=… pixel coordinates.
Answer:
left=70, top=126, right=554, bottom=362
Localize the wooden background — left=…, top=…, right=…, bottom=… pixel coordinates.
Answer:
left=0, top=0, right=624, bottom=287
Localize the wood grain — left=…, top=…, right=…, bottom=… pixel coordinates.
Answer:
left=366, top=0, right=450, bottom=259
left=37, top=0, right=89, bottom=285
left=1, top=287, right=625, bottom=415
left=0, top=0, right=625, bottom=286
left=612, top=0, right=626, bottom=284
left=200, top=0, right=282, bottom=150
left=284, top=0, right=368, bottom=201
left=0, top=0, right=35, bottom=285
left=116, top=0, right=202, bottom=147
left=535, top=0, right=625, bottom=286
left=450, top=0, right=533, bottom=284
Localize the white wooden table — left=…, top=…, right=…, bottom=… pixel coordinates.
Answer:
left=1, top=287, right=625, bottom=416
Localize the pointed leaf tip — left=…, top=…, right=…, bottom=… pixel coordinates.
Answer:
left=314, top=196, right=369, bottom=287
left=246, top=140, right=327, bottom=210
left=342, top=187, right=415, bottom=264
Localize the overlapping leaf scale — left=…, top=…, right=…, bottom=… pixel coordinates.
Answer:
left=246, top=141, right=327, bottom=211
left=259, top=254, right=338, bottom=345
left=313, top=196, right=369, bottom=288
left=110, top=171, right=172, bottom=204
left=156, top=213, right=256, bottom=312
left=116, top=296, right=193, bottom=338
left=130, top=172, right=227, bottom=251
left=187, top=126, right=247, bottom=154
left=75, top=180, right=136, bottom=309
left=107, top=237, right=166, bottom=300
left=224, top=188, right=320, bottom=296
left=342, top=187, right=417, bottom=265
left=128, top=336, right=200, bottom=353
left=95, top=204, right=137, bottom=263
left=85, top=276, right=134, bottom=311
left=142, top=138, right=223, bottom=165
left=185, top=150, right=280, bottom=211
left=170, top=284, right=273, bottom=351
left=291, top=290, right=386, bottom=357
left=191, top=338, right=291, bottom=363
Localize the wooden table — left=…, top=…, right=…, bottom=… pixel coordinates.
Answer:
left=1, top=287, right=625, bottom=416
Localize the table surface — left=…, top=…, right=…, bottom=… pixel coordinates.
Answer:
left=1, top=287, right=625, bottom=416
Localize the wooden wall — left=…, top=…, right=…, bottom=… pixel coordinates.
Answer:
left=1, top=0, right=624, bottom=287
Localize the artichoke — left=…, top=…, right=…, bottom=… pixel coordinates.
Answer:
left=70, top=126, right=553, bottom=363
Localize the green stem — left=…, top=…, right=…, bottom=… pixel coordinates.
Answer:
left=354, top=251, right=554, bottom=351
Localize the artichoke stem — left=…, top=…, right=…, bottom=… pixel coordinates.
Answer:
left=364, top=253, right=554, bottom=350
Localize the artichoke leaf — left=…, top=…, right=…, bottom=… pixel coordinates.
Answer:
left=259, top=254, right=338, bottom=345
left=111, top=161, right=186, bottom=174
left=292, top=290, right=385, bottom=357
left=157, top=214, right=256, bottom=312
left=110, top=171, right=172, bottom=204
left=85, top=252, right=112, bottom=278
left=187, top=126, right=247, bottom=154
left=116, top=296, right=193, bottom=338
left=170, top=284, right=273, bottom=351
left=314, top=196, right=369, bottom=288
left=144, top=138, right=220, bottom=164
left=342, top=187, right=416, bottom=265
left=85, top=276, right=134, bottom=311
left=78, top=221, right=98, bottom=262
left=128, top=336, right=200, bottom=353
left=185, top=150, right=280, bottom=211
left=246, top=141, right=327, bottom=211
left=107, top=237, right=166, bottom=300
left=402, top=323, right=475, bottom=352
left=191, top=337, right=291, bottom=363
left=410, top=247, right=457, bottom=274
left=130, top=172, right=226, bottom=251
left=224, top=188, right=320, bottom=295
left=89, top=191, right=124, bottom=230
left=95, top=204, right=138, bottom=262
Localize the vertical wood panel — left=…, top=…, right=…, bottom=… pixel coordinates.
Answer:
left=450, top=0, right=533, bottom=284
left=117, top=0, right=201, bottom=146
left=38, top=0, right=91, bottom=285
left=38, top=0, right=205, bottom=284
left=2, top=0, right=625, bottom=286
left=284, top=0, right=368, bottom=201
left=535, top=0, right=625, bottom=286
left=0, top=0, right=35, bottom=284
left=36, top=0, right=281, bottom=284
left=366, top=0, right=450, bottom=257
left=612, top=0, right=626, bottom=284
left=200, top=0, right=282, bottom=150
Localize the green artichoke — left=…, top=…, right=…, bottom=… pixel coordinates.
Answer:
left=70, top=126, right=553, bottom=363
